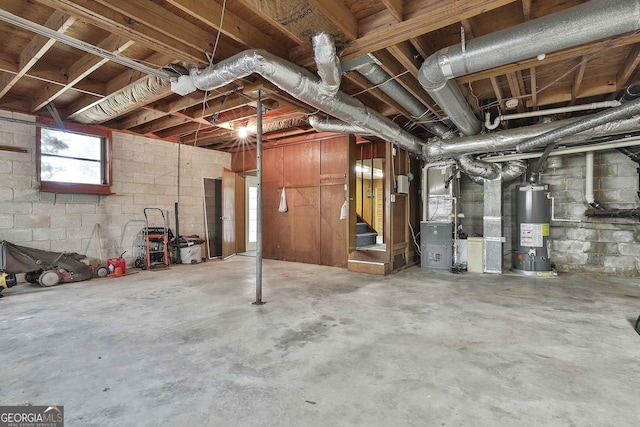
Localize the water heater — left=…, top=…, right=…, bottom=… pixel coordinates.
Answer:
left=512, top=184, right=554, bottom=276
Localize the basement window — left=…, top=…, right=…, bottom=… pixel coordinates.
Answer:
left=36, top=121, right=112, bottom=195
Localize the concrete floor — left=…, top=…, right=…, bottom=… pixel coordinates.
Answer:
left=1, top=257, right=640, bottom=426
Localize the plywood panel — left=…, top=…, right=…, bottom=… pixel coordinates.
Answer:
left=393, top=194, right=407, bottom=245
left=221, top=168, right=236, bottom=259
left=231, top=149, right=257, bottom=172
left=291, top=186, right=321, bottom=265
left=262, top=147, right=284, bottom=260
left=235, top=174, right=246, bottom=254
left=283, top=141, right=320, bottom=188
left=320, top=136, right=348, bottom=176
left=321, top=184, right=348, bottom=267
left=263, top=147, right=283, bottom=185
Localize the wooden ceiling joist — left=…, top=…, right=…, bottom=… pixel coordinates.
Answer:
left=0, top=11, right=76, bottom=99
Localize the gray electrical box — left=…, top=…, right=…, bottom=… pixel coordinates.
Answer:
left=421, top=221, right=453, bottom=270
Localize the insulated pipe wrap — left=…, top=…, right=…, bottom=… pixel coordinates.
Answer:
left=517, top=98, right=640, bottom=153
left=419, top=0, right=640, bottom=135
left=423, top=115, right=640, bottom=161
left=455, top=154, right=501, bottom=180
left=355, top=61, right=452, bottom=138
left=447, top=0, right=640, bottom=77
left=312, top=33, right=342, bottom=98
left=190, top=44, right=426, bottom=155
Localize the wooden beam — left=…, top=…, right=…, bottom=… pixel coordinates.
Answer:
left=93, top=0, right=239, bottom=60
left=505, top=72, right=524, bottom=111
left=521, top=0, right=532, bottom=21
left=0, top=11, right=76, bottom=99
left=63, top=52, right=173, bottom=118
left=530, top=67, right=537, bottom=108
left=31, top=35, right=134, bottom=112
left=0, top=145, right=28, bottom=153
left=489, top=76, right=506, bottom=111
left=310, top=0, right=358, bottom=40
left=34, top=0, right=211, bottom=65
left=117, top=86, right=237, bottom=129
left=340, top=0, right=513, bottom=61
left=616, top=43, right=640, bottom=90
left=166, top=0, right=289, bottom=58
left=460, top=18, right=479, bottom=39
left=381, top=0, right=404, bottom=22
left=457, top=33, right=640, bottom=85
left=570, top=57, right=588, bottom=105
left=237, top=0, right=343, bottom=47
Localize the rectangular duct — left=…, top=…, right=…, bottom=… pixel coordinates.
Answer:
left=483, top=178, right=503, bottom=274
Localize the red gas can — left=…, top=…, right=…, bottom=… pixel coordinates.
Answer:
left=107, top=257, right=126, bottom=275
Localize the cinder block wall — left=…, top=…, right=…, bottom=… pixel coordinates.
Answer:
left=0, top=111, right=230, bottom=266
left=459, top=152, right=640, bottom=277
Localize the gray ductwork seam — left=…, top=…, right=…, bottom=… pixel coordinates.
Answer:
left=189, top=36, right=426, bottom=156
left=418, top=0, right=640, bottom=136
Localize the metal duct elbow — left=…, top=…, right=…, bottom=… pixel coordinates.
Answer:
left=312, top=33, right=342, bottom=98
left=309, top=116, right=370, bottom=134
left=501, top=160, right=527, bottom=183
left=190, top=46, right=426, bottom=156
left=418, top=50, right=481, bottom=136
left=419, top=0, right=640, bottom=137
left=454, top=154, right=501, bottom=180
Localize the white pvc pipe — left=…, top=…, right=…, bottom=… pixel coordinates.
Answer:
left=480, top=135, right=640, bottom=163
left=485, top=101, right=622, bottom=130
left=585, top=151, right=595, bottom=205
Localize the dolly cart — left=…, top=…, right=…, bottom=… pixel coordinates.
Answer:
left=143, top=208, right=170, bottom=269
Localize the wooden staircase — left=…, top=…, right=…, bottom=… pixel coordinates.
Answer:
left=356, top=214, right=378, bottom=248
left=349, top=214, right=388, bottom=274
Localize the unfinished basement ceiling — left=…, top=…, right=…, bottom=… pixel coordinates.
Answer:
left=0, top=0, right=639, bottom=152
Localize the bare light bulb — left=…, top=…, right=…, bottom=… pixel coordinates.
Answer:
left=238, top=126, right=248, bottom=138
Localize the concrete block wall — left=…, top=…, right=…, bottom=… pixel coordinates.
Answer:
left=0, top=111, right=230, bottom=267
left=458, top=151, right=640, bottom=277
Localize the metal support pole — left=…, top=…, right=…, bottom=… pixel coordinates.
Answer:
left=253, top=91, right=265, bottom=305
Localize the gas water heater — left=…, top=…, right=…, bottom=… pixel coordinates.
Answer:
left=512, top=184, right=554, bottom=276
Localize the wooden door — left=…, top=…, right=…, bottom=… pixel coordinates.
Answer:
left=221, top=168, right=236, bottom=259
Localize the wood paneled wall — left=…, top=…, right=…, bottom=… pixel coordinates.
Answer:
left=247, top=134, right=353, bottom=268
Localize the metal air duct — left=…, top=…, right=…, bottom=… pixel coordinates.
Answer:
left=520, top=98, right=640, bottom=182
left=348, top=57, right=453, bottom=138
left=189, top=33, right=426, bottom=156
left=418, top=0, right=640, bottom=135
left=425, top=115, right=640, bottom=161
left=73, top=76, right=171, bottom=124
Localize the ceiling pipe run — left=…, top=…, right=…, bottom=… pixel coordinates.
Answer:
left=484, top=101, right=622, bottom=130
left=425, top=114, right=640, bottom=160
left=418, top=0, right=640, bottom=135
left=73, top=76, right=170, bottom=124
left=189, top=33, right=427, bottom=156
left=519, top=97, right=640, bottom=182
left=345, top=56, right=453, bottom=138
left=308, top=116, right=370, bottom=135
